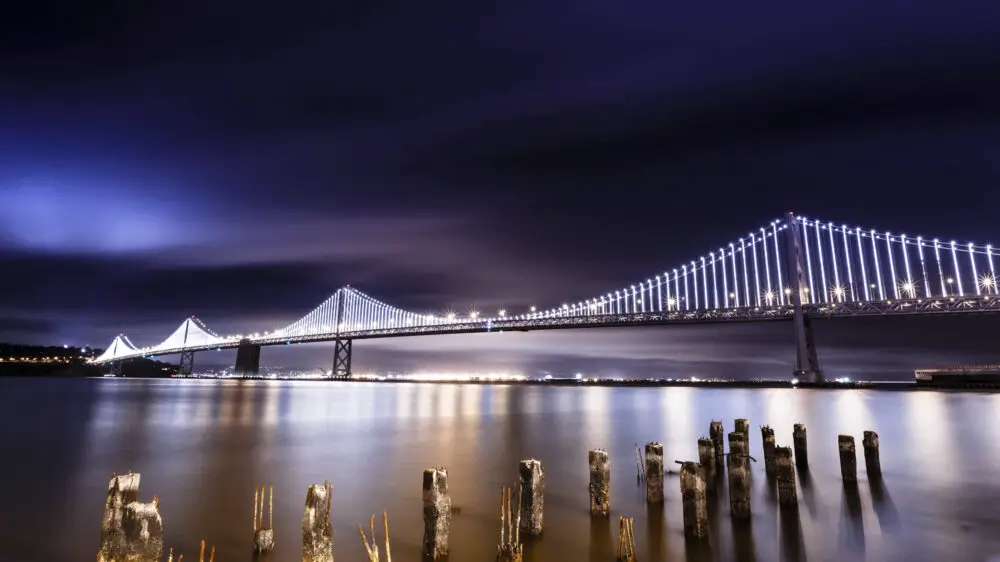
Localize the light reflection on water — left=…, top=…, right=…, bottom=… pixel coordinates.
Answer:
left=1, top=378, right=1000, bottom=562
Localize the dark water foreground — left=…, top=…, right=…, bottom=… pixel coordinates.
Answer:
left=2, top=378, right=1000, bottom=562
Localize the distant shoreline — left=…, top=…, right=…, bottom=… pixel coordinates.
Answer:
left=45, top=375, right=998, bottom=391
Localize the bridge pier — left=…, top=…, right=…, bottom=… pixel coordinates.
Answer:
left=332, top=338, right=352, bottom=377
left=785, top=212, right=824, bottom=383
left=234, top=340, right=261, bottom=378
left=110, top=360, right=123, bottom=377
left=178, top=351, right=195, bottom=376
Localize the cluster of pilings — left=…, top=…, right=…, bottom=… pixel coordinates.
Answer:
left=97, top=422, right=884, bottom=561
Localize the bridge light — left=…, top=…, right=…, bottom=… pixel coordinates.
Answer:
left=529, top=306, right=536, bottom=312
left=469, top=311, right=479, bottom=320
left=900, top=280, right=917, bottom=298
left=498, top=309, right=506, bottom=317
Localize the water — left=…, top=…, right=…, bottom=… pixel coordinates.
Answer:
left=3, top=377, right=1000, bottom=562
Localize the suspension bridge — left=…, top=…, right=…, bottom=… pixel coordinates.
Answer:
left=92, top=212, right=1000, bottom=382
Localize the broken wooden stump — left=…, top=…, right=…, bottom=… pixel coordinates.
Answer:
left=793, top=423, right=808, bottom=470
left=422, top=467, right=452, bottom=561
left=645, top=442, right=664, bottom=503
left=709, top=421, right=725, bottom=467
left=616, top=516, right=636, bottom=561
left=838, top=435, right=857, bottom=483
left=727, top=434, right=751, bottom=519
left=761, top=425, right=777, bottom=477
left=863, top=430, right=882, bottom=480
left=197, top=539, right=216, bottom=562
left=302, top=481, right=333, bottom=562
left=678, top=461, right=708, bottom=539
left=775, top=446, right=797, bottom=505
left=253, top=484, right=275, bottom=553
left=588, top=449, right=610, bottom=516
left=734, top=418, right=750, bottom=449
left=497, top=485, right=523, bottom=562
left=518, top=459, right=544, bottom=536
left=359, top=511, right=392, bottom=562
left=697, top=437, right=716, bottom=492
left=98, top=472, right=163, bottom=562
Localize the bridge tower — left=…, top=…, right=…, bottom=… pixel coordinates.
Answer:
left=177, top=319, right=195, bottom=375
left=234, top=339, right=261, bottom=377
left=784, top=212, right=823, bottom=383
left=332, top=288, right=352, bottom=378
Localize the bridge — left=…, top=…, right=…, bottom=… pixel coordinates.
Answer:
left=92, top=212, right=999, bottom=382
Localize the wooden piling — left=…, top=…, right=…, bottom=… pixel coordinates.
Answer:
left=863, top=430, right=881, bottom=480
left=734, top=418, right=750, bottom=449
left=302, top=481, right=333, bottom=562
left=678, top=461, right=708, bottom=539
left=253, top=483, right=275, bottom=553
left=422, top=467, right=452, bottom=560
left=709, top=420, right=725, bottom=467
left=98, top=472, right=163, bottom=562
left=634, top=443, right=645, bottom=481
left=761, top=425, right=777, bottom=477
left=793, top=423, right=808, bottom=470
left=588, top=449, right=611, bottom=516
left=775, top=446, right=797, bottom=504
left=697, top=437, right=716, bottom=492
left=838, top=435, right=857, bottom=483
left=645, top=442, right=664, bottom=503
left=728, top=431, right=750, bottom=471
left=497, top=485, right=523, bottom=562
left=518, top=459, right=544, bottom=536
left=616, top=516, right=636, bottom=561
left=727, top=433, right=751, bottom=519
left=359, top=511, right=393, bottom=562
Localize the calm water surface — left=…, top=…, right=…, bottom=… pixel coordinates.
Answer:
left=3, top=378, right=1000, bottom=562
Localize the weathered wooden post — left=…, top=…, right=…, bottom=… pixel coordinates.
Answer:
left=761, top=425, right=777, bottom=477
left=422, top=467, right=452, bottom=560
left=634, top=443, right=645, bottom=482
left=589, top=449, right=611, bottom=515
left=98, top=472, right=164, bottom=562
left=253, top=484, right=275, bottom=553
left=616, top=516, right=636, bottom=561
left=518, top=459, right=544, bottom=536
left=497, top=485, right=523, bottom=562
left=863, top=430, right=881, bottom=479
left=678, top=461, right=708, bottom=538
left=734, top=418, right=750, bottom=449
left=728, top=431, right=750, bottom=471
left=727, top=433, right=751, bottom=519
left=710, top=421, right=725, bottom=467
left=697, top=437, right=716, bottom=491
left=775, top=446, right=797, bottom=504
left=302, top=481, right=333, bottom=562
left=838, top=435, right=857, bottom=483
left=793, top=423, right=808, bottom=470
left=359, top=512, right=393, bottom=562
left=645, top=442, right=664, bottom=503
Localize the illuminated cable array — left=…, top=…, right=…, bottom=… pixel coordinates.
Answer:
left=796, top=219, right=995, bottom=303
left=519, top=215, right=996, bottom=321
left=521, top=217, right=791, bottom=320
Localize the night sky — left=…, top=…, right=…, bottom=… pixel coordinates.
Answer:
left=1, top=2, right=998, bottom=377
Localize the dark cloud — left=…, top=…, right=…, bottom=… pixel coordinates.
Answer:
left=0, top=1, right=998, bottom=376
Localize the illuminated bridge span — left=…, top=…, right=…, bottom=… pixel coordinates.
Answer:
left=93, top=212, right=1000, bottom=381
